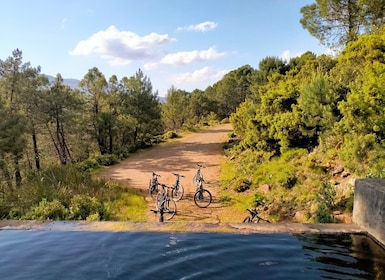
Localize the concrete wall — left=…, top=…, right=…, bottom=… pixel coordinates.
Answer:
left=353, top=178, right=385, bottom=248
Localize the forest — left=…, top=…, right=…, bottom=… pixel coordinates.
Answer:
left=1, top=0, right=385, bottom=222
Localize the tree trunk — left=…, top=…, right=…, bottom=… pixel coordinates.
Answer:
left=31, top=125, right=41, bottom=170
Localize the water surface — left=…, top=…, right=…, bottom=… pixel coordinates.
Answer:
left=0, top=231, right=384, bottom=279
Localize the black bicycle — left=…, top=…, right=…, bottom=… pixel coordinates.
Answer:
left=149, top=172, right=161, bottom=199
left=155, top=183, right=177, bottom=220
left=242, top=208, right=270, bottom=223
left=171, top=172, right=184, bottom=201
left=193, top=177, right=212, bottom=208
left=193, top=163, right=204, bottom=188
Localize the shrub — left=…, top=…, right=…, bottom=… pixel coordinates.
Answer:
left=95, top=154, right=119, bottom=166
left=69, top=195, right=105, bottom=220
left=164, top=131, right=178, bottom=139
left=75, top=158, right=99, bottom=173
left=316, top=182, right=336, bottom=209
left=315, top=203, right=333, bottom=223
left=23, top=199, right=68, bottom=220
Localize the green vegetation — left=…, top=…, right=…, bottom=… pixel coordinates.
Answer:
left=0, top=164, right=147, bottom=221
left=2, top=2, right=385, bottom=223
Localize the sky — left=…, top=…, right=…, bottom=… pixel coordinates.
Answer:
left=1, top=0, right=328, bottom=97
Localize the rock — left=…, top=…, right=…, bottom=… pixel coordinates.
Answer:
left=259, top=184, right=271, bottom=194
left=294, top=211, right=307, bottom=223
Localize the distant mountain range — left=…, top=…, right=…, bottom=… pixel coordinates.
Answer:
left=44, top=75, right=166, bottom=102
left=45, top=75, right=80, bottom=89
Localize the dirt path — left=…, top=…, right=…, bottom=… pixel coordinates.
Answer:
left=98, top=123, right=233, bottom=222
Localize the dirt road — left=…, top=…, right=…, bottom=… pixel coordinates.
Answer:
left=98, top=123, right=233, bottom=222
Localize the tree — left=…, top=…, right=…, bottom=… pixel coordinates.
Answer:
left=295, top=74, right=340, bottom=147
left=41, top=74, right=82, bottom=164
left=121, top=69, right=162, bottom=147
left=0, top=49, right=29, bottom=186
left=214, top=65, right=254, bottom=119
left=189, top=89, right=216, bottom=122
left=162, top=86, right=191, bottom=131
left=20, top=66, right=50, bottom=171
left=79, top=67, right=108, bottom=154
left=300, top=0, right=385, bottom=48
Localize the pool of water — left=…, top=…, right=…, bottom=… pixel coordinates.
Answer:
left=0, top=230, right=384, bottom=279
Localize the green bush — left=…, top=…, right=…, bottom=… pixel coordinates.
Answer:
left=95, top=154, right=119, bottom=166
left=8, top=207, right=23, bottom=219
left=315, top=203, right=333, bottom=223
left=164, top=131, right=178, bottom=139
left=345, top=195, right=354, bottom=213
left=75, top=158, right=99, bottom=173
left=69, top=195, right=105, bottom=220
left=316, top=182, right=336, bottom=209
left=23, top=199, right=68, bottom=220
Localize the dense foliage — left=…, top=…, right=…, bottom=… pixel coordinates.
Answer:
left=224, top=27, right=385, bottom=222
left=1, top=2, right=385, bottom=222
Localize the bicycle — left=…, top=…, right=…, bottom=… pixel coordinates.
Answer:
left=193, top=163, right=204, bottom=188
left=149, top=172, right=161, bottom=199
left=193, top=177, right=212, bottom=208
left=242, top=208, right=270, bottom=223
left=171, top=172, right=184, bottom=201
left=155, top=183, right=177, bottom=220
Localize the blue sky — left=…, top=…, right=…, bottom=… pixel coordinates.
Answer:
left=1, top=0, right=328, bottom=97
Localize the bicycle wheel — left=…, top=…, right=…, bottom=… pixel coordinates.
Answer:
left=194, top=189, right=212, bottom=208
left=149, top=180, right=158, bottom=200
left=155, top=191, right=164, bottom=210
left=172, top=184, right=184, bottom=201
left=162, top=198, right=177, bottom=220
left=242, top=216, right=251, bottom=223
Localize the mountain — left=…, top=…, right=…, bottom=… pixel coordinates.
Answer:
left=44, top=75, right=80, bottom=89
left=44, top=74, right=166, bottom=102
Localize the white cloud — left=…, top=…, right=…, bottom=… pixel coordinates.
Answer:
left=143, top=62, right=158, bottom=70
left=279, top=50, right=305, bottom=62
left=280, top=48, right=334, bottom=62
left=160, top=46, right=226, bottom=65
left=70, top=25, right=176, bottom=66
left=177, top=21, right=218, bottom=32
left=171, top=66, right=229, bottom=88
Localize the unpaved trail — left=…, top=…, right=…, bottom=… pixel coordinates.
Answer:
left=98, top=123, right=233, bottom=222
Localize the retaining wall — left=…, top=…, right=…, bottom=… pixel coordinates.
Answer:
left=353, top=178, right=385, bottom=248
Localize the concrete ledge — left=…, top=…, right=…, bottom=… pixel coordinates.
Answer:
left=0, top=220, right=366, bottom=235
left=353, top=178, right=385, bottom=247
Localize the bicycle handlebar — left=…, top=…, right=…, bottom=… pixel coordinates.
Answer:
left=246, top=208, right=258, bottom=215
left=172, top=172, right=185, bottom=178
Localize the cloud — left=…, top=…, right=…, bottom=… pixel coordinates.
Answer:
left=160, top=46, right=226, bottom=65
left=70, top=25, right=176, bottom=66
left=143, top=62, right=158, bottom=71
left=171, top=66, right=229, bottom=87
left=279, top=50, right=303, bottom=62
left=177, top=21, right=218, bottom=32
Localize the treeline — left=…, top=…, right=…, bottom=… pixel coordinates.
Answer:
left=0, top=48, right=249, bottom=219
left=222, top=27, right=385, bottom=222
left=230, top=27, right=385, bottom=177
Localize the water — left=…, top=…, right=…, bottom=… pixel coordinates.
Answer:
left=0, top=230, right=384, bottom=279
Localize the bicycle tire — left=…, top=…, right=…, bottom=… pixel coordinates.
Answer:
left=194, top=189, right=212, bottom=208
left=155, top=191, right=165, bottom=210
left=149, top=179, right=159, bottom=200
left=172, top=184, right=184, bottom=201
left=242, top=216, right=251, bottom=223
left=162, top=198, right=177, bottom=220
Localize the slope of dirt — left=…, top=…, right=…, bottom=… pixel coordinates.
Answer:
left=97, top=123, right=233, bottom=223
